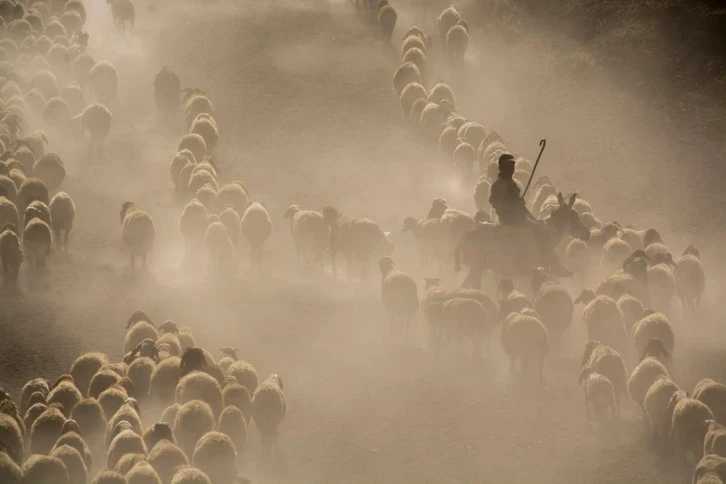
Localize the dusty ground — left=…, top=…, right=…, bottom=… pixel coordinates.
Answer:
left=2, top=0, right=725, bottom=482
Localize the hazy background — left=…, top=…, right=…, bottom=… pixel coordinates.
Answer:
left=2, top=0, right=725, bottom=482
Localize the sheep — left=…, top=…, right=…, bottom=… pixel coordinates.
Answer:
left=252, top=374, right=286, bottom=455
left=89, top=368, right=122, bottom=400
left=154, top=66, right=181, bottom=124
left=400, top=81, right=428, bottom=118
left=323, top=206, right=393, bottom=281
left=88, top=61, right=118, bottom=104
left=107, top=428, right=147, bottom=470
left=617, top=293, right=644, bottom=331
left=667, top=390, right=715, bottom=463
left=29, top=152, right=65, bottom=192
left=579, top=367, right=618, bottom=423
left=61, top=81, right=86, bottom=115
left=574, top=290, right=628, bottom=357
left=42, top=96, right=73, bottom=132
left=104, top=398, right=142, bottom=447
left=440, top=296, right=493, bottom=357
left=378, top=256, right=418, bottom=335
left=218, top=405, right=247, bottom=454
left=48, top=191, right=74, bottom=250
left=172, top=400, right=216, bottom=458
left=282, top=204, right=327, bottom=269
left=108, top=0, right=134, bottom=32
left=192, top=431, right=238, bottom=484
left=142, top=421, right=174, bottom=451
left=32, top=68, right=60, bottom=98
left=184, top=92, right=214, bottom=129
left=170, top=467, right=212, bottom=484
left=0, top=177, right=17, bottom=203
left=20, top=378, right=50, bottom=415
left=0, top=412, right=23, bottom=465
left=30, top=405, right=66, bottom=455
left=704, top=420, right=726, bottom=458
left=120, top=202, right=155, bottom=271
left=0, top=223, right=22, bottom=284
left=179, top=199, right=209, bottom=255
left=402, top=46, right=426, bottom=76
left=46, top=377, right=82, bottom=417
left=124, top=319, right=159, bottom=357
left=453, top=141, right=476, bottom=175
left=128, top=357, right=157, bottom=401
left=377, top=3, right=396, bottom=40
left=157, top=332, right=182, bottom=357
left=69, top=103, right=112, bottom=155
left=458, top=122, right=486, bottom=149
left=24, top=402, right=48, bottom=434
left=148, top=438, right=188, bottom=483
left=204, top=220, right=234, bottom=274
left=628, top=354, right=669, bottom=409
left=92, top=470, right=126, bottom=484
left=600, top=238, right=632, bottom=275
left=500, top=312, right=549, bottom=384
left=22, top=216, right=51, bottom=268
left=240, top=201, right=271, bottom=268
left=126, top=463, right=162, bottom=484
left=532, top=272, right=574, bottom=348
left=437, top=6, right=461, bottom=44
left=190, top=115, right=219, bottom=153
left=175, top=371, right=223, bottom=418
left=581, top=341, right=628, bottom=408
left=693, top=378, right=726, bottom=426
left=72, top=51, right=94, bottom=87
left=178, top=134, right=207, bottom=164
left=0, top=450, right=21, bottom=483
left=642, top=376, right=680, bottom=448
left=222, top=381, right=252, bottom=423
left=50, top=444, right=87, bottom=484
left=675, top=248, right=706, bottom=313
left=21, top=454, right=70, bottom=484
left=632, top=312, right=674, bottom=361
left=392, top=61, right=421, bottom=96
left=693, top=454, right=726, bottom=484
left=498, top=279, right=532, bottom=321
left=150, top=357, right=181, bottom=405
left=25, top=200, right=52, bottom=229
left=420, top=100, right=455, bottom=139
left=70, top=397, right=106, bottom=444
left=114, top=452, right=147, bottom=475
left=438, top=125, right=458, bottom=157
left=446, top=23, right=469, bottom=62
left=54, top=428, right=93, bottom=469
left=402, top=214, right=446, bottom=272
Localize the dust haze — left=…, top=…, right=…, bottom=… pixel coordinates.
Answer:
left=2, top=0, right=725, bottom=483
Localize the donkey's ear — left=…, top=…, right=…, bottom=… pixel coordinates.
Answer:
left=557, top=192, right=566, bottom=207
left=568, top=193, right=577, bottom=208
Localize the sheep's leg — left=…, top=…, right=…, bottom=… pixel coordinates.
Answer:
left=346, top=258, right=353, bottom=283
left=538, top=357, right=545, bottom=385
left=129, top=251, right=136, bottom=271
left=141, top=253, right=148, bottom=271
left=584, top=390, right=591, bottom=420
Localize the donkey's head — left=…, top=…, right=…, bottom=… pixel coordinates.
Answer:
left=547, top=192, right=590, bottom=242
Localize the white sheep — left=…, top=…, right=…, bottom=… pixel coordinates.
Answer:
left=88, top=61, right=118, bottom=104
left=72, top=51, right=95, bottom=88
left=440, top=296, right=493, bottom=357
left=108, top=0, right=135, bottom=33
left=23, top=217, right=52, bottom=268
left=378, top=256, right=418, bottom=336
left=42, top=96, right=72, bottom=132
left=240, top=201, right=272, bottom=268
left=578, top=367, right=618, bottom=423
left=628, top=355, right=669, bottom=410
left=693, top=378, right=726, bottom=426
left=173, top=400, right=216, bottom=458
left=178, top=134, right=207, bottom=164
left=120, top=202, right=155, bottom=271
left=21, top=455, right=70, bottom=484
left=377, top=3, right=397, bottom=41
left=184, top=90, right=215, bottom=129
left=252, top=374, right=286, bottom=458
left=445, top=23, right=469, bottom=62
left=175, top=371, right=223, bottom=418
left=216, top=182, right=249, bottom=216
left=283, top=204, right=328, bottom=269
left=0, top=223, right=22, bottom=285
left=32, top=152, right=66, bottom=191
left=179, top=199, right=209, bottom=252
left=69, top=103, right=112, bottom=155
left=192, top=431, right=240, bottom=484
left=402, top=47, right=426, bottom=76
left=49, top=191, right=75, bottom=251
left=399, top=81, right=426, bottom=115
left=675, top=246, right=705, bottom=313
left=147, top=438, right=188, bottom=483
left=574, top=290, right=628, bottom=358
left=218, top=405, right=247, bottom=454
left=50, top=444, right=87, bottom=484
left=61, top=82, right=87, bottom=116
left=437, top=6, right=460, bottom=44
left=643, top=376, right=679, bottom=449
left=667, top=390, right=715, bottom=463
left=632, top=312, right=674, bottom=361
left=531, top=271, right=574, bottom=348
left=500, top=311, right=549, bottom=385
left=581, top=341, right=628, bottom=408
left=190, top=115, right=219, bottom=153
left=204, top=220, right=234, bottom=274
left=427, top=82, right=456, bottom=109
left=392, top=61, right=421, bottom=96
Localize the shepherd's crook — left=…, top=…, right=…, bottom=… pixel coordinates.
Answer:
left=522, top=139, right=547, bottom=198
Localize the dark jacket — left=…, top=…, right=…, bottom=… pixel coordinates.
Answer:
left=489, top=174, right=527, bottom=225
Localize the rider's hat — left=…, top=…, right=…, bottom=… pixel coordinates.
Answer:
left=498, top=153, right=515, bottom=168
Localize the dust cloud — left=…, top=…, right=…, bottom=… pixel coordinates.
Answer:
left=1, top=0, right=725, bottom=483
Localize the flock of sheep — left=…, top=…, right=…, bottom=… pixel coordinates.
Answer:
left=0, top=309, right=286, bottom=483
left=0, top=0, right=724, bottom=482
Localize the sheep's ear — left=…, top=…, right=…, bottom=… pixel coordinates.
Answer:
left=557, top=192, right=566, bottom=207
left=568, top=193, right=577, bottom=208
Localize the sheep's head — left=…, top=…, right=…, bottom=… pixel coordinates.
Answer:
left=574, top=289, right=595, bottom=306
left=180, top=347, right=207, bottom=377
left=473, top=211, right=491, bottom=224
left=401, top=216, right=418, bottom=232
left=427, top=197, right=448, bottom=219
left=148, top=422, right=173, bottom=446
left=0, top=388, right=11, bottom=403
left=623, top=249, right=650, bottom=277
left=456, top=18, right=469, bottom=32
left=641, top=338, right=669, bottom=362
left=158, top=320, right=179, bottom=334
left=62, top=419, right=80, bottom=435
left=378, top=256, right=395, bottom=276
left=531, top=267, right=554, bottom=295
left=126, top=310, right=152, bottom=329
left=578, top=367, right=595, bottom=385
left=683, top=245, right=700, bottom=259
left=643, top=228, right=662, bottom=248
left=123, top=397, right=141, bottom=415
left=665, top=390, right=687, bottom=416
left=268, top=374, right=283, bottom=390
left=283, top=205, right=300, bottom=222
left=24, top=206, right=42, bottom=225
left=652, top=252, right=676, bottom=268
left=581, top=341, right=601, bottom=366
left=119, top=378, right=137, bottom=400
left=219, top=347, right=238, bottom=360
left=51, top=374, right=76, bottom=391
left=321, top=206, right=340, bottom=226
left=120, top=202, right=136, bottom=224
left=1, top=223, right=17, bottom=235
